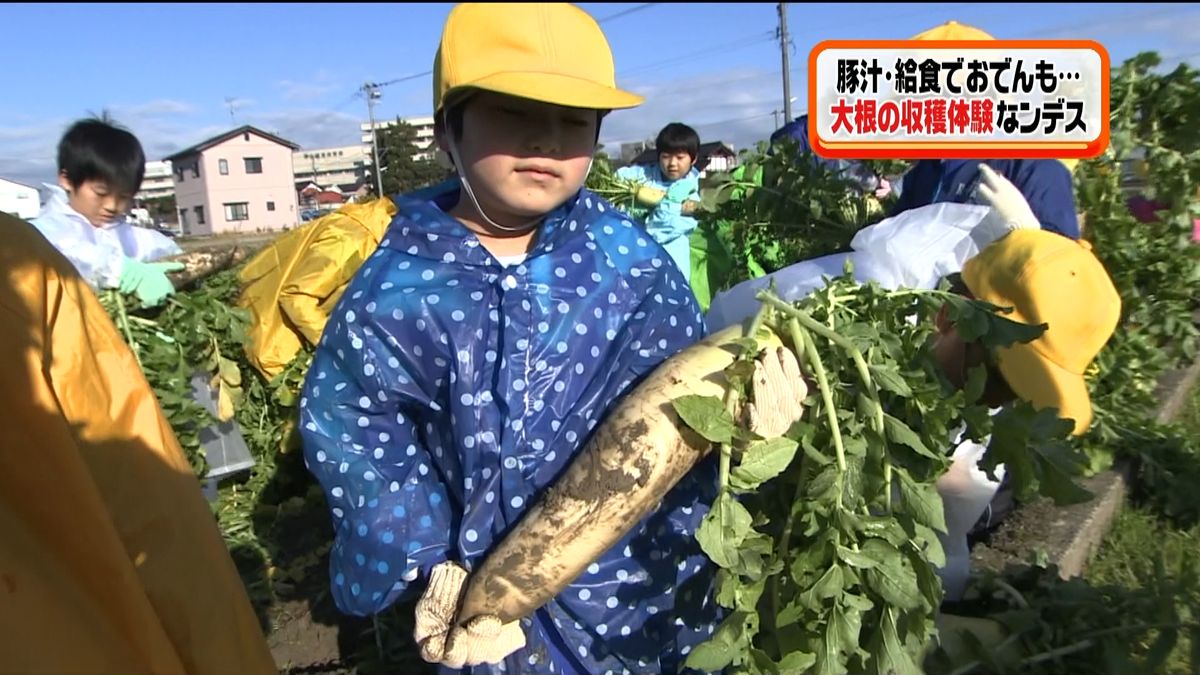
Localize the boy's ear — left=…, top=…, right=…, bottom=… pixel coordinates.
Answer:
left=432, top=124, right=456, bottom=171
left=57, top=170, right=74, bottom=194
left=935, top=302, right=953, bottom=335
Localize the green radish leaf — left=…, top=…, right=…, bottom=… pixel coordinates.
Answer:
left=696, top=493, right=754, bottom=569
left=864, top=541, right=923, bottom=611
left=868, top=363, right=912, bottom=397
left=869, top=610, right=923, bottom=675
left=896, top=467, right=948, bottom=534
left=672, top=394, right=736, bottom=444
left=778, top=650, right=818, bottom=673
left=685, top=610, right=755, bottom=672
left=883, top=413, right=940, bottom=460
left=731, top=438, right=800, bottom=490
left=837, top=545, right=881, bottom=570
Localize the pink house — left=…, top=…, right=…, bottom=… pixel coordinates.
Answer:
left=165, top=125, right=301, bottom=236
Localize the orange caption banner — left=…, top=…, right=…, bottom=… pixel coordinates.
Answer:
left=807, top=39, right=1110, bottom=160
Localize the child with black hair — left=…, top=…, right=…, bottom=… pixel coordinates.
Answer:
left=31, top=116, right=183, bottom=307
left=616, top=122, right=703, bottom=282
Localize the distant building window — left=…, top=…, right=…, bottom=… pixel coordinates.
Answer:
left=244, top=157, right=263, bottom=174
left=179, top=209, right=189, bottom=228
left=219, top=159, right=229, bottom=175
left=191, top=163, right=200, bottom=178
left=267, top=201, right=276, bottom=212
left=194, top=205, right=206, bottom=224
left=244, top=132, right=250, bottom=141
left=224, top=202, right=250, bottom=221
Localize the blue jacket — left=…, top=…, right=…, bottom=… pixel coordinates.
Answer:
left=890, top=159, right=1080, bottom=240
left=614, top=163, right=700, bottom=279
left=298, top=179, right=720, bottom=674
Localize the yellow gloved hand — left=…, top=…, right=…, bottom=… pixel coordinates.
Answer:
left=413, top=561, right=526, bottom=668
left=744, top=346, right=809, bottom=438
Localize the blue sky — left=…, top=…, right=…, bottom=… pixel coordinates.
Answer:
left=3, top=2, right=1198, bottom=187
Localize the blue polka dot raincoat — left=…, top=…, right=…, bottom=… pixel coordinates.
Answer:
left=298, top=179, right=723, bottom=674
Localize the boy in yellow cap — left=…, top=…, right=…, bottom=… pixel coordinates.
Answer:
left=296, top=4, right=757, bottom=673
left=927, top=223, right=1120, bottom=601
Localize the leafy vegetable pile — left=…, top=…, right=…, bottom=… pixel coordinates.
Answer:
left=672, top=276, right=1086, bottom=674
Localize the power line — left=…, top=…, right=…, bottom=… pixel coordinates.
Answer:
left=596, top=3, right=659, bottom=24
left=690, top=111, right=776, bottom=129
left=619, top=30, right=776, bottom=78
left=370, top=70, right=433, bottom=90
left=360, top=4, right=664, bottom=92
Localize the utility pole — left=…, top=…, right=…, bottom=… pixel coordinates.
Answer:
left=778, top=3, right=793, bottom=123
left=362, top=82, right=384, bottom=197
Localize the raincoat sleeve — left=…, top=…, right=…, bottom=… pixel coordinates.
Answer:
left=643, top=172, right=702, bottom=277
left=279, top=218, right=376, bottom=346
left=889, top=160, right=937, bottom=217
left=599, top=222, right=709, bottom=392
left=0, top=214, right=275, bottom=675
left=623, top=257, right=707, bottom=379
left=298, top=275, right=454, bottom=616
left=615, top=164, right=649, bottom=182
left=30, top=215, right=126, bottom=290
left=125, top=225, right=184, bottom=261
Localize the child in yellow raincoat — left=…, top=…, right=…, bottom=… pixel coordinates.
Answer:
left=0, top=212, right=276, bottom=674
left=236, top=196, right=398, bottom=379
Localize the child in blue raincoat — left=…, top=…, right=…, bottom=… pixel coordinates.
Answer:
left=30, top=117, right=184, bottom=307
left=615, top=122, right=703, bottom=280
left=297, top=4, right=756, bottom=674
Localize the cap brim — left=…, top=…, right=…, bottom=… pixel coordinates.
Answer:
left=995, top=340, right=1093, bottom=436
left=452, top=71, right=644, bottom=111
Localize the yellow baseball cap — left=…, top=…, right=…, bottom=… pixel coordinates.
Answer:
left=432, top=3, right=645, bottom=114
left=962, top=230, right=1121, bottom=436
left=910, top=20, right=996, bottom=41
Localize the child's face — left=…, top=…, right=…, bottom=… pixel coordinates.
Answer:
left=442, top=91, right=598, bottom=227
left=58, top=173, right=132, bottom=227
left=659, top=151, right=694, bottom=182
left=930, top=302, right=1017, bottom=407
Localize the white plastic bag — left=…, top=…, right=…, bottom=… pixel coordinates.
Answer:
left=706, top=202, right=994, bottom=331
left=848, top=202, right=993, bottom=291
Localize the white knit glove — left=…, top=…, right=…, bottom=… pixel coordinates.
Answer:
left=413, top=561, right=526, bottom=668
left=972, top=164, right=1042, bottom=245
left=744, top=346, right=809, bottom=438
